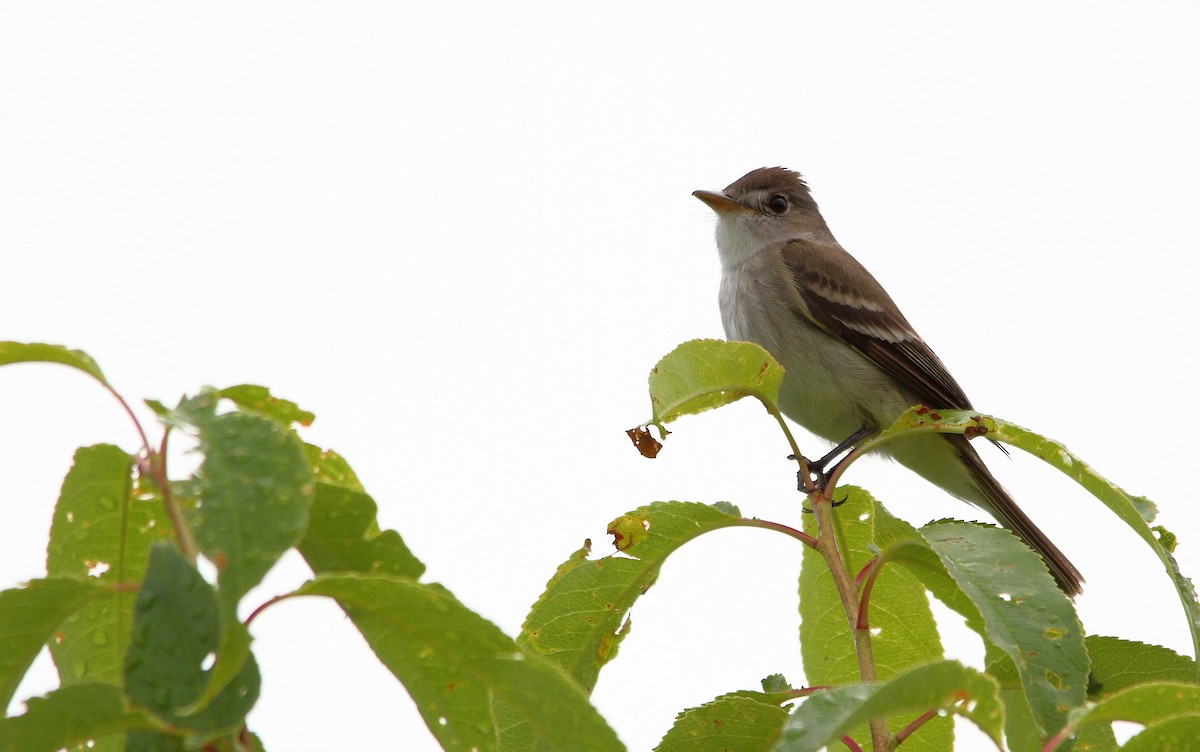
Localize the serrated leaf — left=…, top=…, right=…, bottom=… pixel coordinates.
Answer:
left=799, top=488, right=951, bottom=748
left=874, top=409, right=1200, bottom=675
left=124, top=544, right=260, bottom=742
left=1002, top=689, right=1118, bottom=752
left=519, top=502, right=748, bottom=691
left=1118, top=713, right=1200, bottom=752
left=151, top=390, right=217, bottom=431
left=872, top=507, right=1059, bottom=750
left=773, top=660, right=1003, bottom=752
left=0, top=578, right=110, bottom=708
left=1086, top=636, right=1197, bottom=697
left=294, top=574, right=623, bottom=752
left=918, top=522, right=1088, bottom=737
left=216, top=384, right=315, bottom=427
left=644, top=339, right=784, bottom=430
left=0, top=683, right=161, bottom=752
left=1065, top=681, right=1200, bottom=730
left=0, top=342, right=108, bottom=384
left=654, top=692, right=790, bottom=751
left=297, top=481, right=424, bottom=579
left=762, top=674, right=790, bottom=693
left=188, top=411, right=313, bottom=612
left=302, top=443, right=364, bottom=491
left=46, top=445, right=174, bottom=695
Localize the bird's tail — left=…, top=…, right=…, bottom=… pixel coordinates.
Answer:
left=950, top=435, right=1084, bottom=596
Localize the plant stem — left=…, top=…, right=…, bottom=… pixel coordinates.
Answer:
left=895, top=709, right=938, bottom=745
left=742, top=517, right=818, bottom=548
left=772, top=410, right=820, bottom=494
left=811, top=491, right=889, bottom=750
left=156, top=427, right=198, bottom=563
left=103, top=382, right=198, bottom=563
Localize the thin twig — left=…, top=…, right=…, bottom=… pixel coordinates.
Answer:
left=840, top=735, right=865, bottom=752
left=244, top=591, right=298, bottom=628
left=742, top=517, right=818, bottom=548
left=810, top=492, right=889, bottom=750
left=772, top=411, right=819, bottom=494
left=156, top=426, right=198, bottom=563
left=855, top=557, right=885, bottom=631
left=895, top=709, right=938, bottom=745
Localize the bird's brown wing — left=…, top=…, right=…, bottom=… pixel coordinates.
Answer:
left=779, top=240, right=1081, bottom=594
left=781, top=238, right=973, bottom=410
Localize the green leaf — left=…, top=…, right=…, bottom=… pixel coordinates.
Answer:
left=294, top=573, right=623, bottom=752
left=124, top=731, right=185, bottom=751
left=0, top=342, right=108, bottom=384
left=124, top=543, right=260, bottom=742
left=1062, top=681, right=1200, bottom=734
left=0, top=578, right=109, bottom=708
left=216, top=384, right=315, bottom=427
left=1119, top=713, right=1200, bottom=752
left=1072, top=722, right=1118, bottom=752
left=873, top=409, right=1200, bottom=675
left=46, top=445, right=174, bottom=692
left=773, top=660, right=1003, bottom=752
left=188, top=411, right=314, bottom=612
left=654, top=691, right=790, bottom=751
left=150, top=390, right=217, bottom=431
left=519, top=502, right=749, bottom=691
left=0, top=683, right=161, bottom=752
left=873, top=508, right=1089, bottom=743
left=644, top=339, right=784, bottom=431
left=799, top=489, right=951, bottom=748
left=175, top=620, right=253, bottom=719
left=918, top=522, right=1088, bottom=737
left=762, top=674, right=789, bottom=693
left=872, top=508, right=1061, bottom=750
left=301, top=443, right=364, bottom=491
left=297, top=481, right=424, bottom=579
left=1086, top=636, right=1197, bottom=697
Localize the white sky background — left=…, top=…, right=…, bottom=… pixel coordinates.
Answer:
left=2, top=3, right=1199, bottom=750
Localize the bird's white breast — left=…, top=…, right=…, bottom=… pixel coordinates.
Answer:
left=716, top=232, right=907, bottom=444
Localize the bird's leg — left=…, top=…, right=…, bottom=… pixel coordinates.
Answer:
left=792, top=424, right=875, bottom=493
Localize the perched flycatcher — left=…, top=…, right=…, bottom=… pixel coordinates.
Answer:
left=695, top=167, right=1082, bottom=595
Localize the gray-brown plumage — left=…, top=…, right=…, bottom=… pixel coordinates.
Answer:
left=695, top=167, right=1083, bottom=595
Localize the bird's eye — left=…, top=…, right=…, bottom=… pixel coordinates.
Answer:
left=766, top=194, right=789, bottom=215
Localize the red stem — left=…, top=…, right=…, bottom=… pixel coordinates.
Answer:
left=744, top=517, right=819, bottom=548
left=244, top=592, right=297, bottom=628
left=896, top=708, right=938, bottom=744
left=855, top=556, right=885, bottom=631
left=104, top=384, right=153, bottom=457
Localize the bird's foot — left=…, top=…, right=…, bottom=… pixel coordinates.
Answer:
left=790, top=425, right=876, bottom=494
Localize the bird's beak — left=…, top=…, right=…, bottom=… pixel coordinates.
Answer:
left=692, top=189, right=744, bottom=214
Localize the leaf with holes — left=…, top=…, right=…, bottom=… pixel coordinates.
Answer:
left=520, top=502, right=751, bottom=692
left=773, top=661, right=1003, bottom=752
left=46, top=445, right=173, bottom=696
left=640, top=339, right=784, bottom=437
left=188, top=410, right=313, bottom=613
left=0, top=578, right=110, bottom=709
left=0, top=683, right=161, bottom=752
left=294, top=573, right=622, bottom=752
left=799, top=488, right=951, bottom=748
left=654, top=690, right=791, bottom=751
left=123, top=543, right=260, bottom=745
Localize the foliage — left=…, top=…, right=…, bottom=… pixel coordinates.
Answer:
left=1, top=338, right=1197, bottom=751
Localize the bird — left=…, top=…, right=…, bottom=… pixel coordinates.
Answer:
left=693, top=166, right=1083, bottom=595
